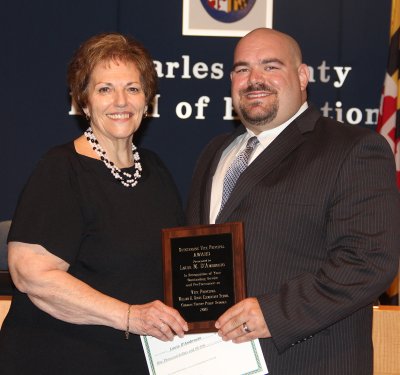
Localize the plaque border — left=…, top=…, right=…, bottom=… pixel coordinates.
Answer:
left=162, top=222, right=246, bottom=333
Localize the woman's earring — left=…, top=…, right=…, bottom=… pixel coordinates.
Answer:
left=82, top=107, right=90, bottom=122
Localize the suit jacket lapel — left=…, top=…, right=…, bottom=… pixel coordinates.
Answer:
left=216, top=105, right=321, bottom=223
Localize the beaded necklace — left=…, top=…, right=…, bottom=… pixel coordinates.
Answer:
left=84, top=126, right=142, bottom=187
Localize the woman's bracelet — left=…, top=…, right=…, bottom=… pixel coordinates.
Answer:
left=125, top=304, right=132, bottom=340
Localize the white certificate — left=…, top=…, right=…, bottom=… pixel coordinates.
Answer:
left=140, top=333, right=268, bottom=375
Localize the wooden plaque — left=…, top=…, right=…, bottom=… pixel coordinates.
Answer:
left=162, top=222, right=246, bottom=333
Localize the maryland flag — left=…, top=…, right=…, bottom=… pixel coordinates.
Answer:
left=377, top=0, right=400, bottom=305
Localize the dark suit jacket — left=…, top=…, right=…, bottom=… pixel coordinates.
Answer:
left=186, top=105, right=400, bottom=375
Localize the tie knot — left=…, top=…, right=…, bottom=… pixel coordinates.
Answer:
left=246, top=136, right=259, bottom=150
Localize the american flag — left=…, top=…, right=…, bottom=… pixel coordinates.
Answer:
left=377, top=0, right=400, bottom=305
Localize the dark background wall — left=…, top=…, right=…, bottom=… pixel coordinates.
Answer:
left=0, top=0, right=391, bottom=220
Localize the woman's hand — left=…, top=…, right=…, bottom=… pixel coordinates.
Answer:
left=129, top=301, right=188, bottom=341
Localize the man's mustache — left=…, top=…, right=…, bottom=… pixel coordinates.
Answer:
left=241, top=83, right=277, bottom=95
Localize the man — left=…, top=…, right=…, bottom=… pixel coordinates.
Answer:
left=186, top=28, right=400, bottom=374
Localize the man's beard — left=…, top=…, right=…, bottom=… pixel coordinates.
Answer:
left=238, top=83, right=279, bottom=127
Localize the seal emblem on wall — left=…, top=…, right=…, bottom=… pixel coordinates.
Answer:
left=201, top=0, right=256, bottom=23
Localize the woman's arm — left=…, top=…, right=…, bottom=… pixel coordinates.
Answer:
left=8, top=241, right=187, bottom=340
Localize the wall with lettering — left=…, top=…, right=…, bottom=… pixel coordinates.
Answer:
left=0, top=0, right=391, bottom=220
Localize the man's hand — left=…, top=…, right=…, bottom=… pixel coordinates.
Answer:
left=215, top=297, right=271, bottom=343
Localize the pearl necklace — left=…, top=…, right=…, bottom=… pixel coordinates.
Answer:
left=84, top=127, right=142, bottom=187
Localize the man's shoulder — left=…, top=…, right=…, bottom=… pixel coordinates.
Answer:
left=300, top=105, right=378, bottom=141
left=294, top=105, right=390, bottom=158
left=316, top=115, right=380, bottom=141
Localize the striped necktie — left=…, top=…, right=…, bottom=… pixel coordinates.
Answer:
left=218, top=136, right=259, bottom=215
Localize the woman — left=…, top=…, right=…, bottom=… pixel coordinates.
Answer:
left=0, top=33, right=188, bottom=374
